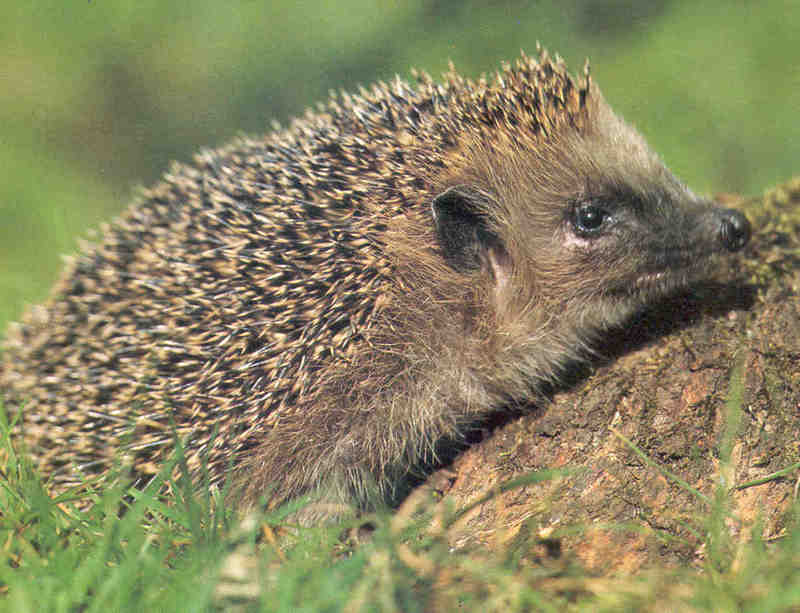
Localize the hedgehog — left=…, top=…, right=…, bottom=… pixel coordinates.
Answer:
left=1, top=50, right=751, bottom=520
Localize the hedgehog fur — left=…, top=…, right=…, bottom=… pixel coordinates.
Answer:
left=0, top=49, right=750, bottom=518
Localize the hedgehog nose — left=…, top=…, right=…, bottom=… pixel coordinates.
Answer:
left=718, top=208, right=751, bottom=252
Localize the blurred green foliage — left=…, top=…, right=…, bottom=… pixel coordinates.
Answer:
left=1, top=0, right=798, bottom=328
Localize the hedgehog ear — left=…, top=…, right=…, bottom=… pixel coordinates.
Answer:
left=431, top=186, right=509, bottom=281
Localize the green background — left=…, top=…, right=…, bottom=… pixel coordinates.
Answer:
left=2, top=0, right=798, bottom=329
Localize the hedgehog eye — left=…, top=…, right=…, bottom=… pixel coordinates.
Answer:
left=571, top=202, right=608, bottom=236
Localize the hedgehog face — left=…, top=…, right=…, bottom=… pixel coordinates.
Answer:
left=534, top=104, right=750, bottom=327
left=557, top=182, right=750, bottom=303
left=430, top=92, right=750, bottom=340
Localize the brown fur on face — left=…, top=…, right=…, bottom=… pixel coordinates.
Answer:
left=1, top=50, right=750, bottom=518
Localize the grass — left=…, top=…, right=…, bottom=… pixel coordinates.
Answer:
left=1, top=395, right=798, bottom=612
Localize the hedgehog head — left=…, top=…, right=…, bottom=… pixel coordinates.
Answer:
left=421, top=51, right=750, bottom=385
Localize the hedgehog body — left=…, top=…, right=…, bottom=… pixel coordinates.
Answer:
left=1, top=51, right=750, bottom=516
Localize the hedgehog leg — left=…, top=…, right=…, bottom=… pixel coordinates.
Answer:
left=236, top=377, right=475, bottom=523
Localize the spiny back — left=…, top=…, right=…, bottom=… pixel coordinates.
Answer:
left=1, top=51, right=590, bottom=492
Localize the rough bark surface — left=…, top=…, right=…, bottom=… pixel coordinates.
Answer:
left=429, top=177, right=800, bottom=573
